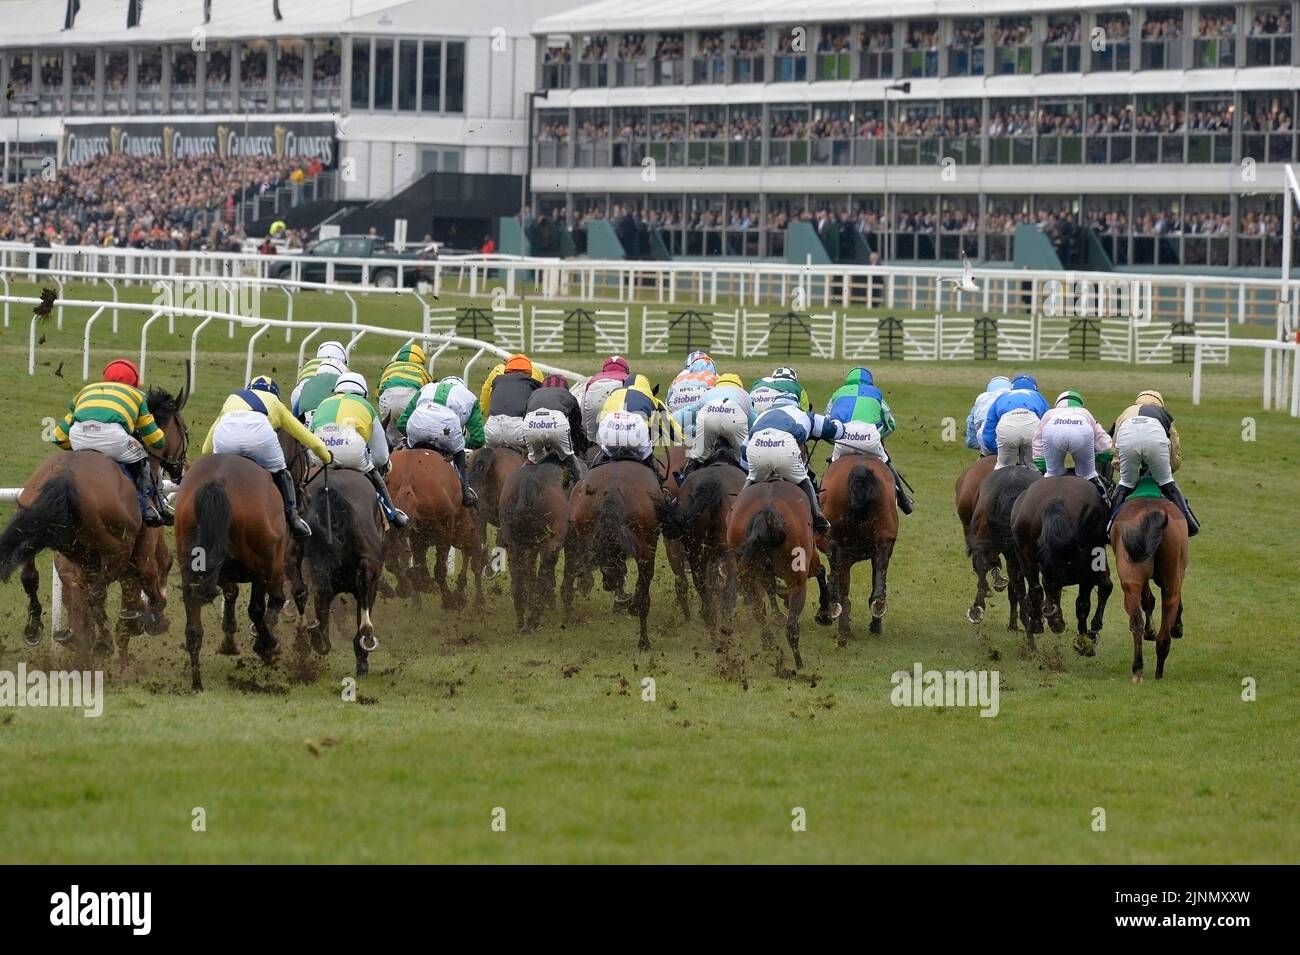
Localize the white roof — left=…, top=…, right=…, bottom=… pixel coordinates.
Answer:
left=534, top=0, right=1197, bottom=35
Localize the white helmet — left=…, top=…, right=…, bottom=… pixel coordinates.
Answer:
left=440, top=375, right=465, bottom=389
left=316, top=340, right=348, bottom=364
left=333, top=372, right=369, bottom=397
left=318, top=357, right=346, bottom=377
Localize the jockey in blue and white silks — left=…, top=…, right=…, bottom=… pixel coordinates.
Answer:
left=966, top=376, right=1012, bottom=452
left=672, top=372, right=752, bottom=483
left=741, top=393, right=844, bottom=533
left=980, top=373, right=1049, bottom=468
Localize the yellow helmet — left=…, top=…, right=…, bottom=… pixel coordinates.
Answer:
left=1136, top=390, right=1164, bottom=407
left=396, top=343, right=427, bottom=365
left=716, top=373, right=744, bottom=389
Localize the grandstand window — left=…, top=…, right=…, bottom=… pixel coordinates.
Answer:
left=1084, top=195, right=1131, bottom=265
left=535, top=108, right=570, bottom=167
left=648, top=196, right=684, bottom=256
left=943, top=99, right=983, bottom=165
left=37, top=52, right=64, bottom=115
left=893, top=100, right=941, bottom=166
left=542, top=39, right=572, bottom=89
left=578, top=33, right=609, bottom=87
left=687, top=105, right=726, bottom=167
left=851, top=102, right=886, bottom=166
left=421, top=40, right=442, bottom=111
left=241, top=41, right=269, bottom=94
left=684, top=195, right=724, bottom=256
left=764, top=194, right=804, bottom=258
left=446, top=41, right=465, bottom=113
left=647, top=107, right=686, bottom=166
left=1195, top=6, right=1238, bottom=67
left=350, top=38, right=370, bottom=109
left=1238, top=195, right=1288, bottom=267
left=1131, top=195, right=1182, bottom=264
left=374, top=40, right=394, bottom=110
left=1035, top=198, right=1085, bottom=266
left=312, top=38, right=342, bottom=110
left=993, top=16, right=1033, bottom=75
left=398, top=40, right=418, bottom=110
left=104, top=50, right=129, bottom=114
left=987, top=98, right=1034, bottom=165
left=1042, top=14, right=1082, bottom=73
left=1241, top=90, right=1295, bottom=163
left=773, top=26, right=808, bottom=82
left=727, top=105, right=763, bottom=166
left=1247, top=3, right=1292, bottom=65
left=984, top=195, right=1028, bottom=262
left=613, top=33, right=646, bottom=86
left=1182, top=196, right=1232, bottom=265
left=938, top=196, right=979, bottom=260
left=731, top=28, right=765, bottom=83
left=1187, top=93, right=1235, bottom=162
left=1134, top=93, right=1185, bottom=163
left=70, top=50, right=96, bottom=115
left=725, top=196, right=760, bottom=256
left=893, top=195, right=939, bottom=261
left=205, top=43, right=233, bottom=111
left=692, top=30, right=725, bottom=83
left=1140, top=7, right=1185, bottom=69
left=817, top=23, right=853, bottom=80
left=6, top=51, right=32, bottom=97
left=848, top=196, right=885, bottom=263
left=653, top=32, right=685, bottom=86
left=575, top=107, right=611, bottom=167
left=903, top=19, right=940, bottom=77
left=136, top=48, right=164, bottom=113
left=1085, top=95, right=1133, bottom=163
left=611, top=106, right=646, bottom=168
left=275, top=39, right=305, bottom=111
left=1036, top=98, right=1083, bottom=164
left=1091, top=11, right=1132, bottom=71
left=948, top=18, right=986, bottom=76
left=809, top=102, right=853, bottom=166
left=769, top=105, right=811, bottom=166
left=858, top=22, right=895, bottom=79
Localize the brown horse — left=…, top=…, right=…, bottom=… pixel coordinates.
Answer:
left=955, top=454, right=1005, bottom=590
left=174, top=454, right=290, bottom=691
left=386, top=448, right=484, bottom=610
left=726, top=479, right=839, bottom=670
left=1011, top=475, right=1113, bottom=655
left=965, top=465, right=1039, bottom=629
left=468, top=444, right=525, bottom=530
left=662, top=462, right=745, bottom=636
left=819, top=455, right=897, bottom=641
left=658, top=442, right=694, bottom=620
left=1111, top=493, right=1188, bottom=681
left=0, top=386, right=188, bottom=658
left=500, top=461, right=570, bottom=631
left=563, top=461, right=665, bottom=649
left=299, top=467, right=386, bottom=676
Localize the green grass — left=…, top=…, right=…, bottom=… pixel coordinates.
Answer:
left=0, top=282, right=1296, bottom=863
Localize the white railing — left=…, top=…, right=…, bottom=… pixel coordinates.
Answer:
left=1175, top=335, right=1300, bottom=417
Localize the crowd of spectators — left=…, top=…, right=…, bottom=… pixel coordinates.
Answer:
left=1250, top=8, right=1291, bottom=35
left=1142, top=12, right=1184, bottom=40
left=1198, top=10, right=1237, bottom=37
left=1045, top=16, right=1083, bottom=44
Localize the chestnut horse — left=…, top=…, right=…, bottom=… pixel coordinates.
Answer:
left=386, top=448, right=484, bottom=609
left=500, top=460, right=570, bottom=631
left=1011, top=475, right=1113, bottom=656
left=726, top=479, right=839, bottom=670
left=563, top=461, right=665, bottom=650
left=1110, top=488, right=1188, bottom=682
left=955, top=455, right=1004, bottom=590
left=965, top=465, right=1039, bottom=629
left=661, top=462, right=745, bottom=637
left=819, top=455, right=897, bottom=641
left=0, top=386, right=188, bottom=658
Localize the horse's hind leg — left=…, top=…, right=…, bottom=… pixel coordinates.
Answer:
left=217, top=582, right=240, bottom=655
left=1043, top=581, right=1067, bottom=634
left=353, top=576, right=378, bottom=678
left=967, top=547, right=991, bottom=625
left=88, top=577, right=113, bottom=658
left=535, top=545, right=562, bottom=628
left=827, top=543, right=852, bottom=643
left=183, top=585, right=206, bottom=692
left=1124, top=578, right=1145, bottom=682
left=20, top=558, right=42, bottom=646
left=667, top=540, right=692, bottom=622
left=509, top=545, right=531, bottom=632
left=1154, top=586, right=1178, bottom=679
left=634, top=553, right=655, bottom=651
left=784, top=581, right=807, bottom=671
left=869, top=537, right=895, bottom=635
left=115, top=575, right=147, bottom=664
left=1141, top=581, right=1156, bottom=640
left=1090, top=571, right=1113, bottom=638
left=248, top=582, right=278, bottom=663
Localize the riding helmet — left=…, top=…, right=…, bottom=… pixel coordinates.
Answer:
left=103, top=358, right=141, bottom=387
left=333, top=372, right=370, bottom=397
left=248, top=375, right=280, bottom=398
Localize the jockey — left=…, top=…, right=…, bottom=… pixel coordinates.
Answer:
left=601, top=373, right=685, bottom=448
left=479, top=355, right=544, bottom=419
left=310, top=372, right=410, bottom=528
left=1032, top=390, right=1114, bottom=503
left=51, top=358, right=170, bottom=527
left=396, top=374, right=483, bottom=508
left=966, top=376, right=1012, bottom=452
left=201, top=375, right=333, bottom=538
left=665, top=351, right=719, bottom=416
left=673, top=372, right=752, bottom=482
left=980, top=373, right=1049, bottom=469
left=742, top=393, right=844, bottom=534
left=593, top=374, right=677, bottom=479
left=290, top=340, right=348, bottom=414
left=524, top=374, right=588, bottom=486
left=749, top=365, right=811, bottom=418
left=293, top=355, right=347, bottom=424
left=483, top=354, right=541, bottom=452
left=825, top=367, right=913, bottom=514
left=376, top=343, right=431, bottom=446
left=579, top=354, right=632, bottom=444
left=1109, top=390, right=1199, bottom=536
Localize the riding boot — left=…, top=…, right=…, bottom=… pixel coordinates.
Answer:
left=128, top=460, right=164, bottom=528
left=452, top=449, right=479, bottom=508
left=1159, top=481, right=1200, bottom=537
left=799, top=476, right=832, bottom=535
left=273, top=469, right=312, bottom=539
left=1089, top=475, right=1111, bottom=508
left=1106, top=482, right=1135, bottom=532
left=149, top=463, right=174, bottom=526
left=366, top=468, right=410, bottom=528
left=885, top=459, right=914, bottom=515
left=564, top=453, right=587, bottom=487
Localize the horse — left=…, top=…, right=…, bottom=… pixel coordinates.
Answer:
left=661, top=461, right=745, bottom=636
left=1011, top=475, right=1113, bottom=656
left=299, top=467, right=386, bottom=676
left=499, top=460, right=570, bottom=631
left=819, top=455, right=897, bottom=641
left=659, top=442, right=694, bottom=620
left=964, top=465, right=1039, bottom=629
left=386, top=448, right=484, bottom=610
left=1110, top=484, right=1189, bottom=682
left=955, top=454, right=1005, bottom=590
left=467, top=444, right=525, bottom=530
left=563, top=461, right=665, bottom=650
left=0, top=385, right=189, bottom=659
left=726, top=479, right=839, bottom=670
left=174, top=454, right=291, bottom=691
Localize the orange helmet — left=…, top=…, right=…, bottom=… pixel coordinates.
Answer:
left=103, top=358, right=141, bottom=387
left=504, top=354, right=533, bottom=375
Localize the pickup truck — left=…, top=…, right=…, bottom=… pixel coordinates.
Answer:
left=270, top=235, right=436, bottom=289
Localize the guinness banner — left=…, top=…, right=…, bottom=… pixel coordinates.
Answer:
left=63, top=121, right=337, bottom=166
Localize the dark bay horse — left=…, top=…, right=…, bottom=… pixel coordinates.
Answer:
left=300, top=467, right=386, bottom=676
left=955, top=454, right=1004, bottom=590
left=726, top=479, right=839, bottom=670
left=965, top=465, right=1039, bottom=629
left=500, top=460, right=570, bottom=631
left=0, top=386, right=188, bottom=658
left=386, top=448, right=483, bottom=609
left=1011, top=475, right=1113, bottom=655
left=563, top=461, right=665, bottom=650
left=819, top=455, right=897, bottom=641
left=662, top=462, right=745, bottom=637
left=1111, top=490, right=1188, bottom=681
left=658, top=442, right=693, bottom=620
left=174, top=454, right=289, bottom=691
left=468, top=445, right=525, bottom=530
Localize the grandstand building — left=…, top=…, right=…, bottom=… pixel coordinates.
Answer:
left=526, top=0, right=1300, bottom=271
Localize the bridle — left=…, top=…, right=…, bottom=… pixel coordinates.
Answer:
left=157, top=417, right=189, bottom=483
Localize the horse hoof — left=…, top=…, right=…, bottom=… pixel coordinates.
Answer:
left=22, top=625, right=42, bottom=647
left=637, top=637, right=651, bottom=652
left=356, top=660, right=369, bottom=677
left=967, top=607, right=984, bottom=624
left=217, top=639, right=240, bottom=656
left=1048, top=617, right=1066, bottom=635
left=1072, top=635, right=1096, bottom=657
left=991, top=571, right=1008, bottom=592
left=868, top=617, right=883, bottom=635
left=1131, top=673, right=1143, bottom=684
left=52, top=628, right=74, bottom=646
left=359, top=632, right=378, bottom=653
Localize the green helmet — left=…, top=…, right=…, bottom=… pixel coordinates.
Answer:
left=1056, top=390, right=1084, bottom=408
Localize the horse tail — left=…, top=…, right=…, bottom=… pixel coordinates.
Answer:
left=736, top=507, right=787, bottom=571
left=1122, top=509, right=1168, bottom=564
left=467, top=446, right=494, bottom=486
left=846, top=462, right=880, bottom=524
left=191, top=481, right=232, bottom=602
left=1036, top=497, right=1082, bottom=578
left=502, top=465, right=549, bottom=548
left=661, top=471, right=724, bottom=539
left=987, top=469, right=1033, bottom=542
left=593, top=488, right=639, bottom=567
left=304, top=484, right=353, bottom=586
left=0, top=475, right=79, bottom=582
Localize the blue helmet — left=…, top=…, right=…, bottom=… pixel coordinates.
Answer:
left=1011, top=373, right=1039, bottom=391
left=845, top=367, right=874, bottom=387
left=685, top=350, right=710, bottom=368
left=248, top=375, right=280, bottom=398
left=987, top=375, right=1012, bottom=393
